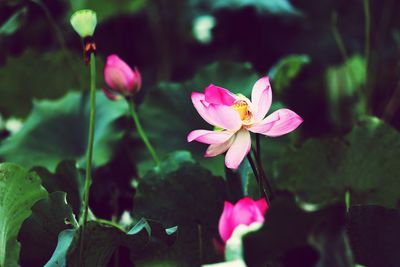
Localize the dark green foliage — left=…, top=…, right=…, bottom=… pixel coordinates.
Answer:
left=243, top=195, right=353, bottom=267
left=32, top=160, right=84, bottom=216
left=134, top=151, right=228, bottom=266
left=1, top=0, right=400, bottom=265
left=348, top=205, right=400, bottom=267
left=45, top=219, right=177, bottom=267
left=275, top=116, right=400, bottom=208
left=268, top=54, right=310, bottom=94
left=0, top=7, right=27, bottom=36
left=0, top=50, right=86, bottom=117
left=0, top=92, right=127, bottom=171
left=0, top=163, right=47, bottom=267
left=18, top=192, right=77, bottom=267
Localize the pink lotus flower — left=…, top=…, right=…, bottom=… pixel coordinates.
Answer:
left=103, top=54, right=142, bottom=100
left=219, top=197, right=268, bottom=243
left=187, top=77, right=303, bottom=169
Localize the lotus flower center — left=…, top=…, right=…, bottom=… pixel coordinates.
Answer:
left=233, top=101, right=251, bottom=121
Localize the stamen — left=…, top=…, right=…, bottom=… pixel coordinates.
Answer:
left=233, top=100, right=251, bottom=121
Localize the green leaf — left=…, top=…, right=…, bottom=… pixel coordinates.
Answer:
left=0, top=163, right=47, bottom=267
left=134, top=151, right=228, bottom=266
left=0, top=50, right=89, bottom=118
left=348, top=205, right=400, bottom=267
left=155, top=150, right=195, bottom=174
left=44, top=229, right=75, bottom=267
left=45, top=219, right=176, bottom=267
left=326, top=55, right=366, bottom=98
left=18, top=192, right=77, bottom=267
left=191, top=61, right=260, bottom=97
left=268, top=54, right=310, bottom=93
left=275, top=116, right=400, bottom=208
left=0, top=7, right=27, bottom=36
left=67, top=222, right=146, bottom=266
left=210, top=0, right=301, bottom=15
left=0, top=91, right=128, bottom=171
left=127, top=218, right=178, bottom=247
left=326, top=55, right=367, bottom=129
left=69, top=0, right=146, bottom=20
left=32, top=160, right=84, bottom=216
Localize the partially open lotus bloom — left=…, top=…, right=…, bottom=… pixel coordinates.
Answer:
left=187, top=77, right=303, bottom=169
left=103, top=55, right=142, bottom=100
left=219, top=197, right=268, bottom=244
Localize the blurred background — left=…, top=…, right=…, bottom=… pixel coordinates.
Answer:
left=1, top=1, right=400, bottom=266
left=1, top=0, right=400, bottom=132
left=1, top=0, right=400, bottom=131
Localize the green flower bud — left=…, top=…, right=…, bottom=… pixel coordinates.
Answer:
left=70, top=9, right=97, bottom=38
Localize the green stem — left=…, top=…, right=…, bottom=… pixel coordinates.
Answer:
left=128, top=100, right=160, bottom=165
left=82, top=52, right=96, bottom=224
left=345, top=190, right=350, bottom=213
left=331, top=11, right=358, bottom=94
left=197, top=223, right=203, bottom=263
left=247, top=153, right=269, bottom=204
left=331, top=12, right=349, bottom=62
left=363, top=0, right=371, bottom=91
left=254, top=134, right=274, bottom=201
left=246, top=154, right=260, bottom=190
left=79, top=52, right=97, bottom=264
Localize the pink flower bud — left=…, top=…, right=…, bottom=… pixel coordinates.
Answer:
left=218, top=197, right=268, bottom=243
left=103, top=54, right=141, bottom=99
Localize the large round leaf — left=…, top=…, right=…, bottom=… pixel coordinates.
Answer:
left=134, top=151, right=228, bottom=266
left=0, top=91, right=128, bottom=171
left=275, top=116, right=400, bottom=208
left=18, top=192, right=77, bottom=267
left=68, top=0, right=145, bottom=20
left=32, top=160, right=84, bottom=216
left=0, top=50, right=90, bottom=118
left=44, top=219, right=176, bottom=267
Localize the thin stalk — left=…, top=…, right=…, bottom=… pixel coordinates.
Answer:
left=82, top=52, right=96, bottom=224
left=246, top=153, right=261, bottom=197
left=331, top=12, right=349, bottom=62
left=246, top=153, right=260, bottom=186
left=384, top=79, right=400, bottom=121
left=79, top=52, right=97, bottom=264
left=254, top=134, right=275, bottom=201
left=345, top=190, right=350, bottom=213
left=30, top=0, right=83, bottom=87
left=363, top=0, right=371, bottom=90
left=247, top=153, right=269, bottom=205
left=331, top=12, right=358, bottom=94
left=128, top=100, right=160, bottom=165
left=255, top=132, right=261, bottom=159
left=197, top=224, right=203, bottom=263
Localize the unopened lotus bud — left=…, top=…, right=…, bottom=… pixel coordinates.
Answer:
left=103, top=55, right=142, bottom=100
